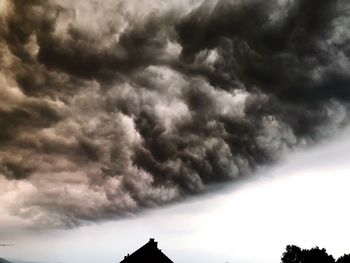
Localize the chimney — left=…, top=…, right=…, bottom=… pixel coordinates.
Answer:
left=149, top=238, right=158, bottom=248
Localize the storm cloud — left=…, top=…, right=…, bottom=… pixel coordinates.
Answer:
left=0, top=0, right=349, bottom=228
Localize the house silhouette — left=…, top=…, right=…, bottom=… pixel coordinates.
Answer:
left=120, top=238, right=173, bottom=263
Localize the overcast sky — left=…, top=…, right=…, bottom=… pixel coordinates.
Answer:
left=1, top=0, right=350, bottom=262
left=1, top=127, right=350, bottom=263
left=1, top=0, right=350, bottom=228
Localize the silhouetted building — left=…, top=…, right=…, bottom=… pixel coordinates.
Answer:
left=120, top=238, right=173, bottom=263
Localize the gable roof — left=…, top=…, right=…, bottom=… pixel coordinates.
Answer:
left=120, top=239, right=173, bottom=263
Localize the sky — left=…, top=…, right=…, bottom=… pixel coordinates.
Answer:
left=1, top=0, right=350, bottom=262
left=1, top=126, right=350, bottom=263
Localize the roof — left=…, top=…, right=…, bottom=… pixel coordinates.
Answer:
left=120, top=239, right=173, bottom=263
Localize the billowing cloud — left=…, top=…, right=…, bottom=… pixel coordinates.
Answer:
left=0, top=0, right=349, bottom=228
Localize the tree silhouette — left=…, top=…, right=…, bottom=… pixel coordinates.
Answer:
left=337, top=254, right=350, bottom=263
left=281, top=246, right=335, bottom=263
left=302, top=247, right=334, bottom=263
left=281, top=245, right=303, bottom=263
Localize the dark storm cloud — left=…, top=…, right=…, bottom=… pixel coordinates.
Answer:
left=176, top=0, right=350, bottom=103
left=0, top=0, right=349, bottom=228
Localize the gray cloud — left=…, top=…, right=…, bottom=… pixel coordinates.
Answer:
left=0, top=0, right=349, bottom=228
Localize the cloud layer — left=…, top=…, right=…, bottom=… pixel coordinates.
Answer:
left=0, top=0, right=349, bottom=228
